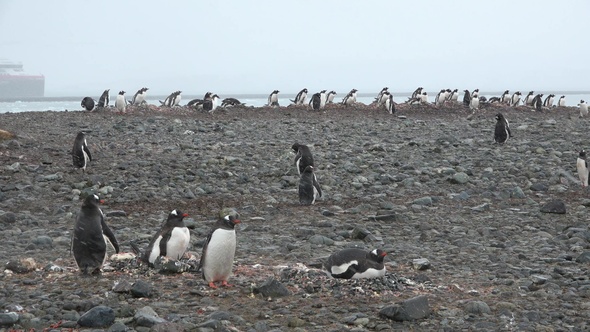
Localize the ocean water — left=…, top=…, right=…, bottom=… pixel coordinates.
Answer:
left=0, top=92, right=588, bottom=114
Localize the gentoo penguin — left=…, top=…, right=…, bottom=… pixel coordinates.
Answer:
left=319, top=89, right=328, bottom=109
left=469, top=94, right=480, bottom=111
left=579, top=100, right=588, bottom=117
left=342, top=89, right=358, bottom=106
left=140, top=210, right=190, bottom=266
left=384, top=91, right=395, bottom=114
left=81, top=97, right=95, bottom=111
left=291, top=88, right=308, bottom=105
left=419, top=91, right=428, bottom=104
left=435, top=89, right=446, bottom=106
left=204, top=94, right=220, bottom=112
left=325, top=248, right=387, bottom=279
left=187, top=92, right=213, bottom=108
left=577, top=150, right=589, bottom=187
left=160, top=91, right=179, bottom=107
left=267, top=90, right=280, bottom=107
left=533, top=94, right=544, bottom=111
left=198, top=211, right=241, bottom=288
left=523, top=91, right=535, bottom=106
left=411, top=87, right=423, bottom=99
left=221, top=97, right=244, bottom=107
left=471, top=89, right=480, bottom=99
left=97, top=89, right=110, bottom=108
left=375, top=87, right=389, bottom=105
left=72, top=132, right=92, bottom=172
left=543, top=94, right=555, bottom=107
left=131, top=87, right=148, bottom=105
left=310, top=92, right=322, bottom=111
left=462, top=89, right=471, bottom=107
left=511, top=91, right=522, bottom=106
left=326, top=91, right=337, bottom=104
left=115, top=91, right=126, bottom=112
left=448, top=89, right=459, bottom=103
left=558, top=95, right=566, bottom=107
left=500, top=90, right=510, bottom=104
left=299, top=165, right=322, bottom=205
left=494, top=113, right=511, bottom=144
left=172, top=91, right=182, bottom=107
left=488, top=97, right=501, bottom=104
left=72, top=194, right=119, bottom=275
left=292, top=143, right=315, bottom=175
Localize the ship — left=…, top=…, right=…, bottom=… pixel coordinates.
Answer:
left=0, top=59, right=45, bottom=98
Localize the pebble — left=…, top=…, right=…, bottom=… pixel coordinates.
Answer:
left=77, top=305, right=115, bottom=328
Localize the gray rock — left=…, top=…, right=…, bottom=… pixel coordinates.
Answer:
left=131, top=280, right=154, bottom=298
left=0, top=212, right=16, bottom=224
left=134, top=306, right=167, bottom=327
left=308, top=235, right=334, bottom=246
left=0, top=312, right=19, bottom=326
left=464, top=300, right=492, bottom=315
left=32, top=235, right=53, bottom=248
left=412, top=258, right=431, bottom=270
left=379, top=295, right=430, bottom=321
left=107, top=321, right=129, bottom=332
left=412, top=196, right=432, bottom=206
left=449, top=172, right=469, bottom=184
left=106, top=210, right=127, bottom=217
left=575, top=251, right=590, bottom=263
left=112, top=279, right=133, bottom=293
left=510, top=186, right=526, bottom=199
left=5, top=258, right=37, bottom=273
left=254, top=278, right=291, bottom=298
left=530, top=183, right=548, bottom=192
left=150, top=322, right=186, bottom=332
left=350, top=226, right=371, bottom=240
left=77, top=305, right=115, bottom=328
left=540, top=200, right=566, bottom=214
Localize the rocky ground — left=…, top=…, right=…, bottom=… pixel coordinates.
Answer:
left=1, top=101, right=590, bottom=331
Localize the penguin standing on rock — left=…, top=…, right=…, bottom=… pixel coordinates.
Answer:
left=577, top=150, right=589, bottom=187
left=291, top=88, right=308, bottom=105
left=325, top=248, right=387, bottom=279
left=81, top=97, right=95, bottom=111
left=533, top=94, right=544, bottom=111
left=383, top=91, right=395, bottom=114
left=558, top=95, right=566, bottom=107
left=299, top=165, right=322, bottom=205
left=72, top=132, right=92, bottom=172
left=198, top=210, right=241, bottom=288
left=71, top=194, right=119, bottom=275
left=579, top=100, right=588, bottom=117
left=115, top=91, right=126, bottom=112
left=543, top=94, right=555, bottom=107
left=375, top=87, right=389, bottom=105
left=511, top=91, right=522, bottom=106
left=326, top=91, right=337, bottom=104
left=267, top=90, right=280, bottom=107
left=292, top=143, right=314, bottom=175
left=462, top=89, right=471, bottom=107
left=131, top=87, right=149, bottom=105
left=523, top=91, right=535, bottom=106
left=310, top=92, right=322, bottom=111
left=137, top=210, right=190, bottom=266
left=97, top=89, right=110, bottom=108
left=494, top=113, right=511, bottom=144
left=500, top=90, right=510, bottom=104
left=342, top=89, right=358, bottom=105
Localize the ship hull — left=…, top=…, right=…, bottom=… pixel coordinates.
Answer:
left=0, top=76, right=45, bottom=98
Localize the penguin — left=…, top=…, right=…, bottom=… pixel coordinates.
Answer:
left=325, top=248, right=387, bottom=279
left=500, top=90, right=510, bottom=104
left=533, top=94, right=544, bottom=111
left=319, top=89, right=327, bottom=109
left=494, top=113, right=511, bottom=144
left=299, top=165, right=322, bottom=205
left=419, top=91, right=428, bottom=104
left=511, top=91, right=522, bottom=106
left=375, top=87, right=389, bottom=105
left=579, top=100, right=588, bottom=117
left=72, top=131, right=92, bottom=172
left=577, top=150, right=589, bottom=187
left=172, top=91, right=182, bottom=107
left=81, top=97, right=95, bottom=111
left=160, top=91, right=180, bottom=107
left=523, top=91, right=535, bottom=106
left=342, top=89, right=358, bottom=106
left=448, top=89, right=459, bottom=103
left=310, top=92, right=322, bottom=111
left=115, top=91, right=126, bottom=112
left=267, top=90, right=280, bottom=107
left=462, top=89, right=471, bottom=107
left=471, top=89, right=480, bottom=99
left=558, top=95, right=566, bottom=107
left=71, top=194, right=119, bottom=275
left=97, top=89, right=110, bottom=108
left=469, top=94, right=480, bottom=111
left=488, top=97, right=501, bottom=104
left=139, top=210, right=190, bottom=266
left=383, top=91, right=395, bottom=114
left=204, top=94, right=220, bottom=112
left=292, top=143, right=315, bottom=175
left=221, top=97, right=244, bottom=107
left=187, top=92, right=212, bottom=108
left=326, top=91, right=337, bottom=104
left=198, top=212, right=241, bottom=288
left=435, top=89, right=446, bottom=106
left=291, top=88, right=308, bottom=105
left=131, top=87, right=149, bottom=105
left=411, top=87, right=423, bottom=99
left=543, top=94, right=555, bottom=107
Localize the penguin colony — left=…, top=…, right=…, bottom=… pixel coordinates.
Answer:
left=71, top=85, right=583, bottom=284
left=81, top=86, right=573, bottom=115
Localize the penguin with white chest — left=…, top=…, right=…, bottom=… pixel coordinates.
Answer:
left=579, top=100, right=588, bottom=117
left=71, top=194, right=119, bottom=275
left=198, top=211, right=241, bottom=288
left=131, top=87, right=149, bottom=105
left=577, top=150, right=589, bottom=187
left=267, top=90, right=280, bottom=107
left=115, top=91, right=127, bottom=112
left=383, top=91, right=395, bottom=114
left=326, top=248, right=387, bottom=279
left=81, top=97, right=95, bottom=111
left=291, top=88, right=308, bottom=105
left=309, top=92, right=322, bottom=111
left=140, top=210, right=190, bottom=266
left=299, top=165, right=322, bottom=205
left=292, top=143, right=315, bottom=175
left=511, top=91, right=522, bottom=106
left=326, top=91, right=337, bottom=104
left=97, top=89, right=110, bottom=108
left=494, top=113, right=511, bottom=144
left=558, top=95, right=566, bottom=107
left=342, top=89, right=358, bottom=106
left=72, top=131, right=92, bottom=172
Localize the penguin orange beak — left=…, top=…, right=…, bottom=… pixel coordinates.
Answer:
left=99, top=199, right=105, bottom=204
left=380, top=252, right=387, bottom=257
left=233, top=219, right=241, bottom=225
left=182, top=213, right=189, bottom=217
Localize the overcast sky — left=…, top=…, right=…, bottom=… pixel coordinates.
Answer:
left=1, top=0, right=588, bottom=97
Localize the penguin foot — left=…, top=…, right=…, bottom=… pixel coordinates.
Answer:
left=221, top=280, right=233, bottom=287
left=208, top=282, right=218, bottom=289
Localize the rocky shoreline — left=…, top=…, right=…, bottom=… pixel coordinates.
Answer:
left=1, top=103, right=590, bottom=331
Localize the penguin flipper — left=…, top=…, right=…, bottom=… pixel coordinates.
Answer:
left=197, top=231, right=213, bottom=275
left=83, top=144, right=92, bottom=162
left=313, top=174, right=323, bottom=198
left=130, top=241, right=142, bottom=256
left=159, top=230, right=172, bottom=258
left=101, top=218, right=120, bottom=253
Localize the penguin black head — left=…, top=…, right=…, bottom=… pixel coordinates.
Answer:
left=495, top=113, right=505, bottom=121
left=320, top=89, right=326, bottom=93
left=581, top=100, right=585, bottom=104
left=119, top=91, right=125, bottom=95
left=303, top=88, right=308, bottom=93
left=331, top=91, right=337, bottom=95
left=369, top=249, right=387, bottom=263
left=83, top=194, right=104, bottom=208
left=580, top=150, right=587, bottom=158
left=221, top=214, right=241, bottom=229
left=168, top=209, right=189, bottom=225
left=291, top=142, right=302, bottom=153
